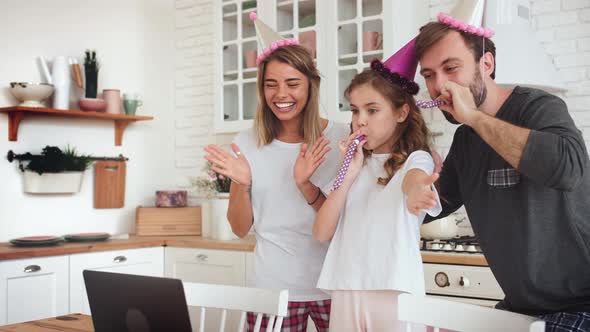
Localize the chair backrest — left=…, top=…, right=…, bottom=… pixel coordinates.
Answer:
left=183, top=282, right=289, bottom=332
left=398, top=293, right=546, bottom=332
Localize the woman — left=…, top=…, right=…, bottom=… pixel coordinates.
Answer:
left=204, top=17, right=348, bottom=330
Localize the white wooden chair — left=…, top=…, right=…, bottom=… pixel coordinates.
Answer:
left=398, top=293, right=546, bottom=332
left=183, top=281, right=289, bottom=332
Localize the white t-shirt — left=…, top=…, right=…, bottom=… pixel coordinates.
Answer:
left=317, top=150, right=441, bottom=295
left=234, top=120, right=349, bottom=301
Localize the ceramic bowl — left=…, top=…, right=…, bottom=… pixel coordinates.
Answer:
left=9, top=82, right=54, bottom=107
left=79, top=98, right=107, bottom=112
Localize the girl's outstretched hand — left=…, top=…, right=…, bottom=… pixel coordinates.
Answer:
left=294, top=136, right=331, bottom=186
left=204, top=143, right=252, bottom=186
left=406, top=172, right=439, bottom=216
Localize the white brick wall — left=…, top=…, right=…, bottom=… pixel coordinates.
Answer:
left=174, top=0, right=590, bottom=190
left=174, top=0, right=217, bottom=194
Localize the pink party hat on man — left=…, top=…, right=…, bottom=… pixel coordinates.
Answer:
left=437, top=0, right=494, bottom=38
left=370, top=37, right=419, bottom=95
left=249, top=12, right=299, bottom=65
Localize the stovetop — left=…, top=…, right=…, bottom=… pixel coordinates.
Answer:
left=420, top=236, right=483, bottom=254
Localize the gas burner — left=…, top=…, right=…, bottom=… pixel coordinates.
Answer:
left=421, top=237, right=483, bottom=254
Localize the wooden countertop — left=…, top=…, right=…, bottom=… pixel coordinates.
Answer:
left=0, top=235, right=256, bottom=260
left=0, top=235, right=487, bottom=266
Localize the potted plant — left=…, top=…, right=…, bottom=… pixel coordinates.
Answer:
left=7, top=146, right=93, bottom=194
left=192, top=161, right=235, bottom=240
left=84, top=49, right=99, bottom=99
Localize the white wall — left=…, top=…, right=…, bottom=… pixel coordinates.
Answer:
left=0, top=0, right=176, bottom=241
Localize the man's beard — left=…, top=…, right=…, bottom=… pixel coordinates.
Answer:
left=441, top=66, right=487, bottom=124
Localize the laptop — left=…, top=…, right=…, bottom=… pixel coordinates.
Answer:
left=83, top=270, right=192, bottom=332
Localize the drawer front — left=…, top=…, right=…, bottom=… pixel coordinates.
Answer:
left=164, top=247, right=245, bottom=286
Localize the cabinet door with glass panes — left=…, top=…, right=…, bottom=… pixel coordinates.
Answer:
left=216, top=0, right=320, bottom=133
left=215, top=0, right=427, bottom=133
left=320, top=0, right=428, bottom=124
left=216, top=1, right=259, bottom=133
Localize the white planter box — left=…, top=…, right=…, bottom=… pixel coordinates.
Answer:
left=23, top=170, right=84, bottom=194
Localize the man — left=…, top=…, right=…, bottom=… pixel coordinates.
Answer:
left=415, top=18, right=590, bottom=332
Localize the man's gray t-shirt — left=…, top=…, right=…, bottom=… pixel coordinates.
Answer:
left=427, top=86, right=590, bottom=315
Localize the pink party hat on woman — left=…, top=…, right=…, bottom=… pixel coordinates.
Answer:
left=370, top=37, right=420, bottom=95
left=437, top=0, right=494, bottom=38
left=249, top=12, right=299, bottom=65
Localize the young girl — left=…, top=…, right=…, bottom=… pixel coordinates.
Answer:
left=313, top=41, right=441, bottom=331
left=204, top=14, right=348, bottom=331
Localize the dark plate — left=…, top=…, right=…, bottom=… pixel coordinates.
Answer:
left=10, top=238, right=63, bottom=247
left=64, top=232, right=110, bottom=242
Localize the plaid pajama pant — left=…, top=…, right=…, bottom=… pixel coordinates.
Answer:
left=246, top=299, right=331, bottom=332
left=539, top=311, right=590, bottom=332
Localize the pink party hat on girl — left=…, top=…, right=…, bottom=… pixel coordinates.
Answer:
left=371, top=37, right=420, bottom=95
left=437, top=0, right=494, bottom=38
left=249, top=12, right=299, bottom=65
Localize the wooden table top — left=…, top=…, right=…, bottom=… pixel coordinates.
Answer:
left=0, top=314, right=93, bottom=332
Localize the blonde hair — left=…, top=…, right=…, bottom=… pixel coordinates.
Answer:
left=254, top=45, right=322, bottom=146
left=345, top=70, right=432, bottom=185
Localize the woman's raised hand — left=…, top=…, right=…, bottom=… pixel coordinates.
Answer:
left=294, top=136, right=331, bottom=186
left=204, top=143, right=252, bottom=186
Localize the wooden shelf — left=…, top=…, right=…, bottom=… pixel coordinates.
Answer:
left=0, top=106, right=154, bottom=146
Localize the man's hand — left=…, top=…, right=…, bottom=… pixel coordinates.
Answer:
left=438, top=81, right=480, bottom=127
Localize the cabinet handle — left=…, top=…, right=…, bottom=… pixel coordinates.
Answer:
left=113, top=256, right=127, bottom=263
left=24, top=265, right=41, bottom=273
left=196, top=254, right=208, bottom=262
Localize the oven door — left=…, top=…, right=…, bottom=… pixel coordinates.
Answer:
left=427, top=294, right=499, bottom=308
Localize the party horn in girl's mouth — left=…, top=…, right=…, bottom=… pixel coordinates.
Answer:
left=332, top=135, right=367, bottom=191
left=416, top=99, right=445, bottom=109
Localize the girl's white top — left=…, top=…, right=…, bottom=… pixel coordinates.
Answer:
left=317, top=151, right=442, bottom=295
left=234, top=120, right=349, bottom=301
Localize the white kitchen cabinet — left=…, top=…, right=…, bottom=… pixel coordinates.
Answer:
left=214, top=0, right=428, bottom=132
left=69, top=247, right=164, bottom=315
left=165, top=247, right=247, bottom=332
left=0, top=255, right=69, bottom=325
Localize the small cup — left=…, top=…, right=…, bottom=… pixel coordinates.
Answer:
left=244, top=50, right=257, bottom=68
left=102, top=89, right=122, bottom=114
left=123, top=98, right=142, bottom=115
left=362, top=31, right=383, bottom=52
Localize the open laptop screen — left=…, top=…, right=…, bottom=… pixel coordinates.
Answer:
left=83, top=270, right=192, bottom=332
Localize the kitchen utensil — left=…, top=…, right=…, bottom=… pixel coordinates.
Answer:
left=9, top=82, right=54, bottom=107
left=52, top=56, right=71, bottom=109
left=135, top=206, right=202, bottom=236
left=332, top=134, right=366, bottom=191
left=10, top=235, right=63, bottom=247
left=94, top=161, right=126, bottom=208
left=70, top=57, right=83, bottom=88
left=79, top=97, right=107, bottom=112
left=123, top=98, right=142, bottom=115
left=103, top=89, right=122, bottom=114
left=64, top=232, right=110, bottom=242
left=37, top=56, right=52, bottom=84
left=420, top=214, right=465, bottom=240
